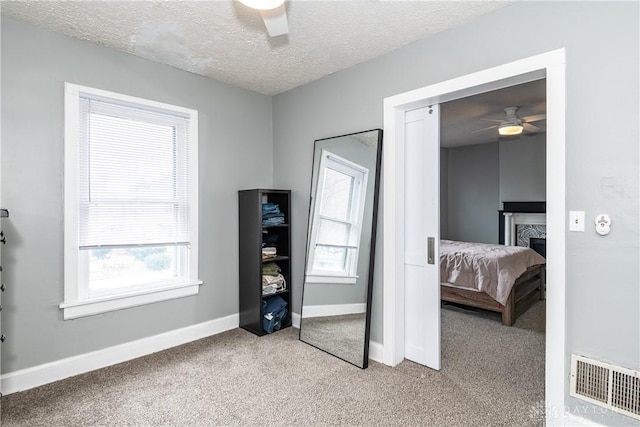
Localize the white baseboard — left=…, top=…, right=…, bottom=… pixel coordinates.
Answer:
left=1, top=313, right=239, bottom=395
left=292, top=312, right=301, bottom=328
left=2, top=311, right=383, bottom=395
left=368, top=340, right=384, bottom=363
left=301, top=303, right=366, bottom=318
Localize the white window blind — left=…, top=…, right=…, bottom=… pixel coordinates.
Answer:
left=62, top=83, right=200, bottom=320
left=78, top=96, right=191, bottom=249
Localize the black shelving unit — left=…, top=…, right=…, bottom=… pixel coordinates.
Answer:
left=238, top=189, right=292, bottom=336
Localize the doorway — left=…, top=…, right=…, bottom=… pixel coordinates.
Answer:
left=382, top=49, right=566, bottom=418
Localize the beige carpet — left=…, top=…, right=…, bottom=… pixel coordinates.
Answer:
left=1, top=301, right=546, bottom=426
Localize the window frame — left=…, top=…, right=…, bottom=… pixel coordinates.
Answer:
left=61, top=83, right=201, bottom=320
left=306, top=149, right=369, bottom=284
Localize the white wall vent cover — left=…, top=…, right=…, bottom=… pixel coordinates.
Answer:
left=570, top=354, right=640, bottom=420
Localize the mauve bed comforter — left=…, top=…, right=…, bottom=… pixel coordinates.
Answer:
left=440, top=239, right=546, bottom=305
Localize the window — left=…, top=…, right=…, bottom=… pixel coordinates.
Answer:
left=61, top=83, right=200, bottom=319
left=306, top=150, right=368, bottom=284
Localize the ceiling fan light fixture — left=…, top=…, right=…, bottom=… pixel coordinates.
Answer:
left=498, top=123, right=524, bottom=136
left=238, top=0, right=285, bottom=11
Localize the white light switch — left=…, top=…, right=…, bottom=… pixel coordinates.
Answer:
left=569, top=211, right=585, bottom=232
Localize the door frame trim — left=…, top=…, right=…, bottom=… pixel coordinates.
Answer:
left=382, top=48, right=566, bottom=422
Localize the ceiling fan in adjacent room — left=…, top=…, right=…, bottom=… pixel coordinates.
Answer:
left=238, top=0, right=289, bottom=37
left=473, top=106, right=546, bottom=137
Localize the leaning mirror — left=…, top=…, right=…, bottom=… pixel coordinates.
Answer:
left=299, top=129, right=382, bottom=368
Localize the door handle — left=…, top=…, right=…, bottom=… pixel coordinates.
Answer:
left=427, top=237, right=435, bottom=265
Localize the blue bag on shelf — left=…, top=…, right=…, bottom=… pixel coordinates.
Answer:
left=263, top=295, right=288, bottom=334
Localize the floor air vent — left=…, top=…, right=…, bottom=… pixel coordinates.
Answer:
left=571, top=355, right=640, bottom=420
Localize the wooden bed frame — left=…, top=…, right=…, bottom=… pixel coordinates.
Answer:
left=440, top=264, right=545, bottom=326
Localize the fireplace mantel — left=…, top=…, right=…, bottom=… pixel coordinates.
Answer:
left=504, top=212, right=546, bottom=246
left=497, top=201, right=546, bottom=246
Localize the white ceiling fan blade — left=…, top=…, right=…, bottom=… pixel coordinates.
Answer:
left=523, top=113, right=546, bottom=123
left=480, top=118, right=503, bottom=123
left=260, top=4, right=288, bottom=37
left=471, top=124, right=498, bottom=134
left=522, top=122, right=541, bottom=132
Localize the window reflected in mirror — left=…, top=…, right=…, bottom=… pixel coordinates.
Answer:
left=307, top=150, right=369, bottom=284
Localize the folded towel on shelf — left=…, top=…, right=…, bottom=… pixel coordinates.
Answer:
left=262, top=262, right=281, bottom=276
left=262, top=273, right=286, bottom=295
left=262, top=273, right=286, bottom=287
left=262, top=247, right=277, bottom=259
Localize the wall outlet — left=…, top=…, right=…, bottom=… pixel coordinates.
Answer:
left=569, top=211, right=585, bottom=232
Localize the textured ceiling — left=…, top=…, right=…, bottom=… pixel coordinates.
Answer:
left=2, top=0, right=541, bottom=147
left=0, top=0, right=515, bottom=95
left=440, top=79, right=547, bottom=147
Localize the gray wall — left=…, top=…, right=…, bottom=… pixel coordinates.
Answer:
left=499, top=133, right=546, bottom=202
left=440, top=134, right=546, bottom=244
left=1, top=17, right=273, bottom=373
left=439, top=148, right=449, bottom=238
left=272, top=2, right=639, bottom=424
left=444, top=143, right=499, bottom=244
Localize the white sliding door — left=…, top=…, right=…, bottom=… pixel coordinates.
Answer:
left=403, top=106, right=441, bottom=370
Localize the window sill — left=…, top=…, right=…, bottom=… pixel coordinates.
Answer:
left=59, top=281, right=202, bottom=320
left=305, top=275, right=357, bottom=285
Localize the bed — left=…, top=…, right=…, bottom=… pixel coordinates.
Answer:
left=440, top=239, right=546, bottom=326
